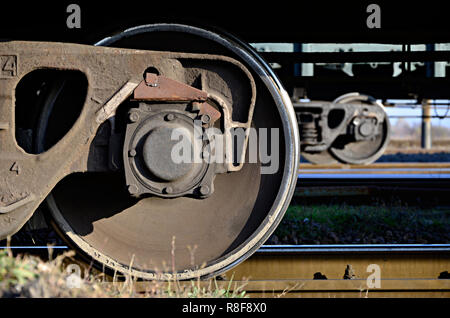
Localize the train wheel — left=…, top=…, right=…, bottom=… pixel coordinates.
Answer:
left=34, top=24, right=299, bottom=280
left=328, top=92, right=391, bottom=165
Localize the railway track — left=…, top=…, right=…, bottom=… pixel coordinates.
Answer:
left=228, top=245, right=450, bottom=297
left=293, top=162, right=450, bottom=201
left=127, top=245, right=450, bottom=298
left=298, top=162, right=450, bottom=178
left=3, top=243, right=450, bottom=298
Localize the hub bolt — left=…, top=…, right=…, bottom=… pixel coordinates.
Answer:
left=201, top=114, right=211, bottom=124
left=165, top=113, right=175, bottom=121
left=164, top=186, right=173, bottom=194
left=129, top=149, right=137, bottom=157
left=129, top=111, right=140, bottom=123
left=199, top=185, right=210, bottom=196
left=128, top=184, right=139, bottom=195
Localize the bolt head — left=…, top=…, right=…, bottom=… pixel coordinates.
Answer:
left=164, top=187, right=173, bottom=194
left=129, top=112, right=139, bottom=123
left=359, top=122, right=375, bottom=137
left=201, top=114, right=211, bottom=124
left=129, top=149, right=137, bottom=157
left=199, top=185, right=210, bottom=196
left=165, top=113, right=175, bottom=121
left=128, top=184, right=139, bottom=195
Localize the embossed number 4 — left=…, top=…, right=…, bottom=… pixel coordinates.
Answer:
left=10, top=162, right=20, bottom=175
left=2, top=56, right=16, bottom=76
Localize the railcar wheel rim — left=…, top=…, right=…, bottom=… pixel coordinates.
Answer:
left=37, top=24, right=300, bottom=280
left=329, top=93, right=391, bottom=165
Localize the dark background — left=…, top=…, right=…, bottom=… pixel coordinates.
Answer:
left=1, top=1, right=450, bottom=44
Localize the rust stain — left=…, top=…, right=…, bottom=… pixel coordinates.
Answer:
left=133, top=73, right=208, bottom=102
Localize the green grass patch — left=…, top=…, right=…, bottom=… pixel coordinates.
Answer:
left=269, top=201, right=450, bottom=244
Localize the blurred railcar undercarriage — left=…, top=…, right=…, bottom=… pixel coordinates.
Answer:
left=298, top=92, right=391, bottom=165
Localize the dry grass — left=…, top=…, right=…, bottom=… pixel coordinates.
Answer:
left=0, top=247, right=248, bottom=298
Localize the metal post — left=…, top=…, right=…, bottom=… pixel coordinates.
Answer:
left=421, top=99, right=432, bottom=149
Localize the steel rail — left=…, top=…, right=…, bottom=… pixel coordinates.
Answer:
left=297, top=162, right=450, bottom=179
left=299, top=162, right=450, bottom=170
left=125, top=244, right=450, bottom=297
left=257, top=244, right=450, bottom=254
left=221, top=244, right=450, bottom=297
left=298, top=174, right=450, bottom=179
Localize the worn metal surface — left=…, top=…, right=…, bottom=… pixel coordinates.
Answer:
left=197, top=102, right=222, bottom=127
left=122, top=104, right=215, bottom=198
left=0, top=40, right=257, bottom=240
left=124, top=76, right=224, bottom=199
left=133, top=73, right=208, bottom=102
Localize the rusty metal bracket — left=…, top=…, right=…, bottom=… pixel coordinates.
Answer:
left=134, top=73, right=208, bottom=102
left=197, top=102, right=222, bottom=126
